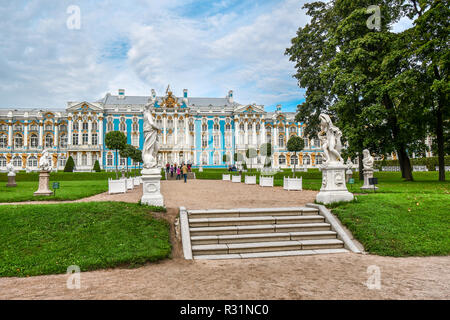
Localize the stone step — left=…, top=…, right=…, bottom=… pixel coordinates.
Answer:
left=187, top=207, right=319, bottom=219
left=192, top=239, right=344, bottom=255
left=191, top=230, right=337, bottom=245
left=189, top=222, right=332, bottom=236
left=188, top=215, right=324, bottom=227
left=193, top=248, right=349, bottom=260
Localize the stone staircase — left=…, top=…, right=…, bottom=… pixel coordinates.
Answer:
left=181, top=207, right=352, bottom=260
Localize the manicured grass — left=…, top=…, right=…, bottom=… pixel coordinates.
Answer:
left=0, top=180, right=108, bottom=202
left=0, top=202, right=171, bottom=277
left=331, top=193, right=450, bottom=257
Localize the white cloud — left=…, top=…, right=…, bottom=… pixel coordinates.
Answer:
left=0, top=0, right=311, bottom=110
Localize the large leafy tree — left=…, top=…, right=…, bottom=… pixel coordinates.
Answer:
left=286, top=0, right=430, bottom=181
left=131, top=148, right=142, bottom=177
left=287, top=136, right=305, bottom=177
left=105, top=131, right=127, bottom=179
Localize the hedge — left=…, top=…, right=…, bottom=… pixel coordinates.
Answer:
left=374, top=156, right=450, bottom=171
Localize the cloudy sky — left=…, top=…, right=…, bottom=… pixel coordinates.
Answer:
left=0, top=1, right=412, bottom=112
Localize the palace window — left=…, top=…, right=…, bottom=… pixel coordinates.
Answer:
left=213, top=153, right=220, bottom=165
left=45, top=123, right=53, bottom=131
left=92, top=121, right=98, bottom=132
left=119, top=156, right=126, bottom=166
left=202, top=135, right=208, bottom=148
left=279, top=155, right=286, bottom=165
left=72, top=134, right=78, bottom=145
left=225, top=135, right=231, bottom=148
left=14, top=135, right=23, bottom=148
left=266, top=134, right=271, bottom=143
left=213, top=121, right=219, bottom=131
left=256, top=123, right=260, bottom=131
left=0, top=124, right=7, bottom=131
left=225, top=124, right=231, bottom=132
left=30, top=124, right=37, bottom=131
left=316, top=155, right=323, bottom=165
left=132, top=134, right=139, bottom=147
left=59, top=156, right=66, bottom=167
left=30, top=134, right=38, bottom=148
left=107, top=154, right=113, bottom=166
left=248, top=123, right=252, bottom=131
left=239, top=123, right=244, bottom=131
left=92, top=154, right=98, bottom=165
left=119, top=118, right=126, bottom=132
left=213, top=135, right=219, bottom=148
left=82, top=154, right=87, bottom=166
left=167, top=119, right=174, bottom=129
left=82, top=133, right=89, bottom=145
left=0, top=134, right=7, bottom=148
left=304, top=138, right=309, bottom=148
left=45, top=134, right=53, bottom=148
left=202, top=123, right=208, bottom=132
left=92, top=134, right=98, bottom=145
left=0, top=156, right=6, bottom=167
left=201, top=153, right=208, bottom=165
left=278, top=135, right=284, bottom=148
left=13, top=156, right=22, bottom=167
left=107, top=121, right=113, bottom=132
left=157, top=118, right=163, bottom=128
left=132, top=121, right=138, bottom=132
left=290, top=126, right=297, bottom=134
left=28, top=156, right=38, bottom=167
left=303, top=156, right=310, bottom=165
left=266, top=126, right=271, bottom=133
left=291, top=155, right=298, bottom=165
left=167, top=133, right=173, bottom=145
left=14, top=124, right=23, bottom=131
left=189, top=122, right=194, bottom=132
left=60, top=124, right=67, bottom=131
left=60, top=134, right=67, bottom=148
left=73, top=122, right=79, bottom=130
left=239, top=132, right=244, bottom=145
left=178, top=118, right=184, bottom=128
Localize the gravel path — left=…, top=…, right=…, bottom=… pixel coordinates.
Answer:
left=1, top=179, right=448, bottom=300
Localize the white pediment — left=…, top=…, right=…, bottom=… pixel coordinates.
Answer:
left=234, top=104, right=265, bottom=114
left=66, top=101, right=104, bottom=112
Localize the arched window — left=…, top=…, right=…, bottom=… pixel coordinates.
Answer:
left=279, top=155, right=286, bottom=165
left=278, top=135, right=284, bottom=148
left=73, top=122, right=79, bottom=130
left=213, top=153, right=220, bottom=165
left=202, top=134, right=208, bottom=148
left=59, top=156, right=66, bottom=167
left=0, top=134, right=7, bottom=148
left=92, top=121, right=98, bottom=132
left=45, top=123, right=52, bottom=131
left=225, top=123, right=231, bottom=132
left=202, top=153, right=208, bottom=165
left=291, top=155, right=298, bottom=165
left=189, top=121, right=194, bottom=132
left=59, top=124, right=67, bottom=131
left=28, top=156, right=38, bottom=167
left=248, top=123, right=252, bottom=131
left=0, top=156, right=6, bottom=167
left=82, top=122, right=88, bottom=131
left=107, top=154, right=113, bottom=166
left=202, top=122, right=208, bottom=132
left=107, top=121, right=113, bottom=132
left=132, top=121, right=138, bottom=132
left=13, top=156, right=22, bottom=167
left=167, top=118, right=174, bottom=129
left=290, top=126, right=297, bottom=134
left=239, top=123, right=245, bottom=131
left=30, top=134, right=38, bottom=148
left=14, top=134, right=23, bottom=148
left=30, top=124, right=38, bottom=131
left=266, top=126, right=272, bottom=133
left=60, top=134, right=67, bottom=148
left=256, top=123, right=261, bottom=131
left=45, top=134, right=53, bottom=148
left=303, top=156, right=310, bottom=165
left=316, top=155, right=323, bottom=165
left=119, top=117, right=126, bottom=132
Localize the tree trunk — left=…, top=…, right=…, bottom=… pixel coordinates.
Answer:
left=293, top=152, right=296, bottom=178
left=358, top=152, right=364, bottom=181
left=382, top=93, right=413, bottom=181
left=434, top=65, right=446, bottom=182
left=115, top=150, right=118, bottom=180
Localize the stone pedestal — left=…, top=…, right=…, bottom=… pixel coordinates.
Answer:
left=316, top=164, right=354, bottom=204
left=360, top=168, right=378, bottom=191
left=6, top=174, right=17, bottom=187
left=140, top=168, right=164, bottom=207
left=34, top=171, right=54, bottom=196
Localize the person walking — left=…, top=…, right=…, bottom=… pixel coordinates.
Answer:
left=170, top=164, right=174, bottom=178
left=176, top=166, right=181, bottom=180
left=182, top=163, right=188, bottom=183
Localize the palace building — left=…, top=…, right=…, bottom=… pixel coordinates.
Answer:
left=0, top=87, right=324, bottom=172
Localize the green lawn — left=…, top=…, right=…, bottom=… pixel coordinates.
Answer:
left=0, top=202, right=170, bottom=277
left=0, top=180, right=109, bottom=202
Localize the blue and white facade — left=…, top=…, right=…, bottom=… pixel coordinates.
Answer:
left=0, top=88, right=325, bottom=171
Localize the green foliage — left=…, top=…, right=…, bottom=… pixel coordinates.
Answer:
left=222, top=153, right=229, bottom=163
left=287, top=136, right=305, bottom=153
left=93, top=160, right=101, bottom=172
left=63, top=156, right=75, bottom=172
left=0, top=202, right=171, bottom=277
left=105, top=131, right=127, bottom=152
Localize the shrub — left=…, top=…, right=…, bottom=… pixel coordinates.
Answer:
left=64, top=156, right=75, bottom=172
left=93, top=160, right=101, bottom=172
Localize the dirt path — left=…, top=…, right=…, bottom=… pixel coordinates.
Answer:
left=0, top=179, right=448, bottom=299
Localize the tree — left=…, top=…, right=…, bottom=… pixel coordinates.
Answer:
left=246, top=148, right=257, bottom=172
left=64, top=156, right=75, bottom=172
left=131, top=148, right=142, bottom=177
left=93, top=160, right=101, bottom=172
left=287, top=136, right=305, bottom=177
left=119, top=144, right=136, bottom=177
left=260, top=143, right=273, bottom=167
left=286, top=0, right=423, bottom=181
left=105, top=131, right=127, bottom=179
left=222, top=153, right=230, bottom=166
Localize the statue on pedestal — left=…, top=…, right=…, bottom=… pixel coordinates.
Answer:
left=346, top=158, right=353, bottom=183
left=34, top=149, right=53, bottom=196
left=6, top=162, right=17, bottom=187
left=315, top=114, right=353, bottom=204
left=361, top=149, right=378, bottom=191
left=140, top=90, right=164, bottom=206
left=39, top=149, right=52, bottom=172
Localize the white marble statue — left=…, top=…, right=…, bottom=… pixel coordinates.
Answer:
left=346, top=158, right=353, bottom=170
left=142, top=97, right=159, bottom=169
left=6, top=162, right=15, bottom=176
left=318, top=114, right=344, bottom=165
left=362, top=149, right=374, bottom=171
left=39, top=149, right=52, bottom=171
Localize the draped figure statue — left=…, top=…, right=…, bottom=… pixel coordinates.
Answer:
left=142, top=95, right=159, bottom=169
left=318, top=114, right=344, bottom=165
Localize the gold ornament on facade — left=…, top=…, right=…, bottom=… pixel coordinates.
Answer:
left=52, top=153, right=58, bottom=166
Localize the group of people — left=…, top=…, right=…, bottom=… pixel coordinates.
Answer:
left=165, top=163, right=191, bottom=183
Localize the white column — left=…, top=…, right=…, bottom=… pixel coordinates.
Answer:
left=174, top=115, right=178, bottom=145
left=262, top=121, right=266, bottom=144
left=38, top=122, right=43, bottom=148
left=273, top=126, right=278, bottom=148
left=253, top=121, right=256, bottom=147
left=185, top=117, right=189, bottom=145
left=78, top=120, right=82, bottom=146
left=8, top=123, right=12, bottom=147
left=244, top=121, right=248, bottom=146
left=163, top=115, right=167, bottom=145
left=24, top=122, right=28, bottom=148
left=68, top=118, right=73, bottom=145
left=99, top=117, right=104, bottom=146
left=234, top=120, right=238, bottom=149
left=54, top=123, right=59, bottom=147
left=88, top=118, right=92, bottom=145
